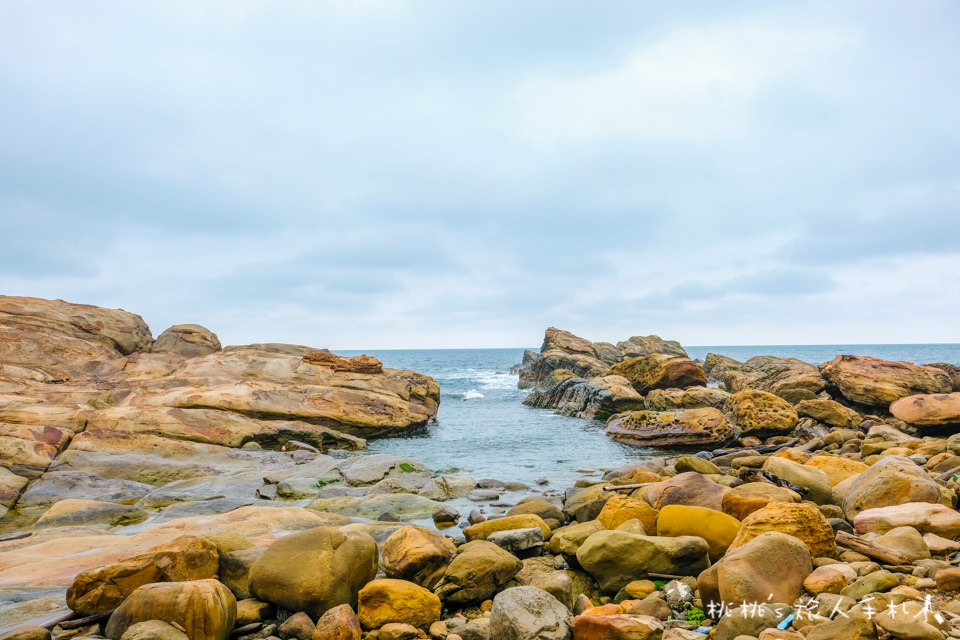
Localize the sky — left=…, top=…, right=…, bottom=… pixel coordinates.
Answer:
left=1, top=1, right=959, bottom=349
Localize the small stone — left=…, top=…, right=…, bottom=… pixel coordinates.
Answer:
left=313, top=604, right=361, bottom=640
left=378, top=624, right=419, bottom=640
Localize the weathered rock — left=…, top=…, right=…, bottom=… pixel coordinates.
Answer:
left=698, top=532, right=811, bottom=613
left=235, top=599, right=274, bottom=625
left=508, top=499, right=565, bottom=524
left=711, top=355, right=826, bottom=402
left=873, top=526, right=931, bottom=561
left=526, top=328, right=613, bottom=388
left=640, top=471, right=729, bottom=511
left=382, top=526, right=457, bottom=591
left=488, top=527, right=544, bottom=556
left=596, top=494, right=657, bottom=532
left=874, top=599, right=948, bottom=640
left=248, top=527, right=377, bottom=618
left=726, top=389, right=798, bottom=437
left=523, top=375, right=646, bottom=420
left=840, top=569, right=900, bottom=600
left=721, top=482, right=801, bottom=520
left=379, top=624, right=419, bottom=640
left=218, top=547, right=264, bottom=600
left=803, top=563, right=858, bottom=595
left=279, top=612, right=317, bottom=640
left=616, top=335, right=688, bottom=360
left=609, top=354, right=706, bottom=395
left=433, top=540, right=522, bottom=605
left=795, top=398, right=863, bottom=428
left=803, top=616, right=878, bottom=640
left=489, top=586, right=571, bottom=640
left=891, top=392, right=960, bottom=430
left=118, top=620, right=189, bottom=640
left=546, top=521, right=605, bottom=558
left=713, top=603, right=794, bottom=640
left=570, top=613, right=663, bottom=640
left=104, top=579, right=236, bottom=640
left=357, top=579, right=441, bottom=630
left=843, top=455, right=942, bottom=519
left=605, top=408, right=735, bottom=448
left=854, top=502, right=960, bottom=537
left=307, top=493, right=444, bottom=521
left=67, top=535, right=220, bottom=616
left=729, top=502, right=837, bottom=557
left=820, top=355, right=952, bottom=407
left=0, top=627, right=51, bottom=640
left=33, top=498, right=148, bottom=528
left=656, top=504, right=741, bottom=560
left=302, top=350, right=383, bottom=374
left=313, top=604, right=362, bottom=640
left=804, top=456, right=869, bottom=487
left=644, top=387, right=730, bottom=411
left=152, top=324, right=221, bottom=358
left=576, top=530, right=710, bottom=593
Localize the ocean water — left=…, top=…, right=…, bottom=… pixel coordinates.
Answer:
left=336, top=344, right=960, bottom=487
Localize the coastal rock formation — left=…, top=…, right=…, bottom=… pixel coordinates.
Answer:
left=820, top=355, right=952, bottom=407
left=705, top=355, right=826, bottom=403
left=605, top=408, right=737, bottom=448
left=608, top=353, right=706, bottom=395
left=152, top=324, right=222, bottom=358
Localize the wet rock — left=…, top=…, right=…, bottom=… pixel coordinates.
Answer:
left=357, top=578, right=441, bottom=630
left=576, top=530, right=710, bottom=593
left=433, top=540, right=522, bottom=605
left=104, top=579, right=236, bottom=640
left=248, top=526, right=377, bottom=617
left=382, top=526, right=457, bottom=591
left=489, top=586, right=571, bottom=640
left=820, top=355, right=952, bottom=407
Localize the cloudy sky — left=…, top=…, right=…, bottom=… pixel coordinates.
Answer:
left=2, top=2, right=958, bottom=349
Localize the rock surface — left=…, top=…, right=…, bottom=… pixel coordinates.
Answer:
left=820, top=355, right=952, bottom=407
left=605, top=408, right=736, bottom=448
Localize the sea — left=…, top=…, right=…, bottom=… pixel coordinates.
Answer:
left=335, top=345, right=960, bottom=488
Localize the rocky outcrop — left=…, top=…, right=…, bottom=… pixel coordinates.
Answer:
left=522, top=375, right=644, bottom=420
left=608, top=354, right=706, bottom=395
left=820, top=355, right=952, bottom=407
left=152, top=324, right=221, bottom=358
left=605, top=408, right=737, bottom=448
left=706, top=355, right=826, bottom=403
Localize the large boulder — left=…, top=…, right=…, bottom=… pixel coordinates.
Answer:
left=795, top=398, right=862, bottom=428
left=729, top=501, right=837, bottom=557
left=382, top=526, right=456, bottom=591
left=853, top=502, right=960, bottom=537
left=640, top=472, right=730, bottom=511
left=609, top=354, right=706, bottom=395
left=655, top=504, right=741, bottom=560
left=357, top=579, right=441, bottom=630
left=595, top=494, right=658, bottom=532
left=104, top=579, right=236, bottom=640
left=616, top=335, right=688, bottom=359
left=605, top=408, right=736, bottom=448
left=527, top=328, right=612, bottom=387
left=523, top=375, right=645, bottom=420
left=489, top=586, right=572, bottom=640
left=248, top=526, right=378, bottom=618
left=644, top=387, right=730, bottom=411
left=820, top=355, right=952, bottom=407
left=891, top=392, right=960, bottom=430
left=709, top=355, right=826, bottom=403
left=67, top=535, right=219, bottom=616
left=762, top=456, right=832, bottom=504
left=725, top=390, right=798, bottom=437
left=721, top=482, right=801, bottom=520
left=463, top=514, right=552, bottom=542
left=152, top=324, right=222, bottom=358
left=842, top=455, right=942, bottom=519
left=804, top=456, right=869, bottom=487
left=576, top=530, right=710, bottom=593
left=698, top=532, right=812, bottom=612
left=433, top=540, right=522, bottom=605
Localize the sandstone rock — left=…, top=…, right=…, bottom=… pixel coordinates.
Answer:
left=119, top=621, right=189, bottom=640
left=576, top=530, right=710, bottom=593
left=891, top=392, right=960, bottom=430
left=803, top=563, right=858, bottom=595
left=698, top=532, right=812, bottom=611
left=508, top=498, right=565, bottom=524
left=873, top=526, right=931, bottom=561
left=804, top=456, right=869, bottom=486
left=729, top=502, right=838, bottom=558
left=302, top=350, right=383, bottom=374
left=313, top=604, right=362, bottom=640
left=489, top=586, right=571, bottom=640
left=656, top=504, right=741, bottom=560
left=640, top=471, right=729, bottom=511
left=713, top=603, right=794, bottom=640
left=874, top=599, right=948, bottom=640
left=307, top=493, right=444, bottom=521
left=596, top=494, right=658, bottom=532
left=526, top=328, right=613, bottom=388
left=33, top=498, right=148, bottom=528
left=726, top=390, right=799, bottom=437
left=152, top=324, right=221, bottom=358
left=433, top=540, right=522, bottom=605
left=762, top=456, right=832, bottom=504
left=854, top=502, right=960, bottom=537
left=279, top=612, right=317, bottom=640
left=379, top=624, right=419, bottom=640
left=382, top=526, right=457, bottom=591
left=546, top=521, right=605, bottom=558
left=523, top=375, right=646, bottom=420
left=673, top=456, right=721, bottom=475
left=248, top=527, right=377, bottom=618
left=820, top=355, right=952, bottom=407
left=218, top=547, right=263, bottom=600
left=840, top=570, right=899, bottom=600
left=713, top=356, right=826, bottom=402
left=357, top=578, right=441, bottom=630
left=609, top=354, right=706, bottom=395
left=0, top=627, right=51, bottom=640
left=488, top=527, right=544, bottom=556
left=570, top=613, right=663, bottom=640
left=803, top=616, right=878, bottom=640
left=605, top=406, right=735, bottom=449
left=795, top=398, right=862, bottom=428
left=843, top=456, right=942, bottom=519
left=236, top=599, right=275, bottom=625
left=104, top=579, right=236, bottom=640
left=617, top=335, right=688, bottom=360
left=67, top=535, right=219, bottom=616
left=463, top=514, right=552, bottom=542
left=644, top=387, right=730, bottom=411
left=721, top=483, right=801, bottom=520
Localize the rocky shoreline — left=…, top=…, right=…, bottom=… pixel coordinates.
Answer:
left=4, top=304, right=960, bottom=640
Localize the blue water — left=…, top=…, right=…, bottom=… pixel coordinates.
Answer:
left=336, top=344, right=959, bottom=487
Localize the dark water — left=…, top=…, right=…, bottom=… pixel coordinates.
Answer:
left=336, top=344, right=960, bottom=487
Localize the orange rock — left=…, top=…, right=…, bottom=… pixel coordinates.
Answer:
left=596, top=494, right=658, bottom=532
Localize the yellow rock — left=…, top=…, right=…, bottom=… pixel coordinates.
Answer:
left=623, top=580, right=656, bottom=599
left=596, top=494, right=658, bottom=532
left=721, top=483, right=801, bottom=521
left=656, top=504, right=742, bottom=560
left=463, top=514, right=551, bottom=542
left=805, top=456, right=869, bottom=486
left=357, top=578, right=441, bottom=630
left=104, top=579, right=236, bottom=640
left=729, top=502, right=837, bottom=558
